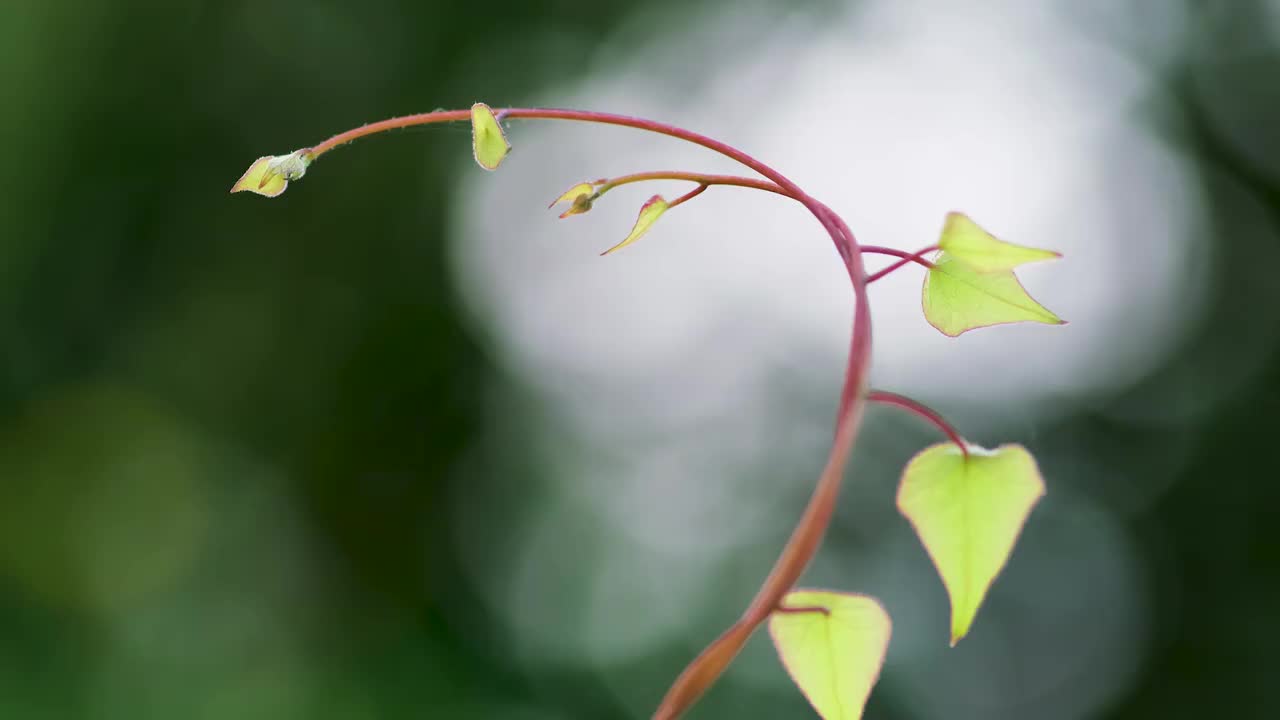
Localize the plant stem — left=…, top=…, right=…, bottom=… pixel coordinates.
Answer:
left=304, top=110, right=472, bottom=158
left=300, top=107, right=874, bottom=720
left=594, top=170, right=787, bottom=197
left=666, top=183, right=708, bottom=209
left=867, top=390, right=969, bottom=457
left=866, top=246, right=939, bottom=283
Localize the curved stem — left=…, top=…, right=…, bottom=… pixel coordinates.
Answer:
left=868, top=390, right=968, bottom=458
left=305, top=110, right=472, bottom=158
left=595, top=170, right=787, bottom=198
left=866, top=245, right=938, bottom=284
left=304, top=108, right=861, bottom=270
left=299, top=107, right=874, bottom=720
left=667, top=183, right=708, bottom=209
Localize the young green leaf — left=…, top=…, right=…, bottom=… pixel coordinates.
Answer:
left=229, top=150, right=311, bottom=198
left=768, top=590, right=892, bottom=720
left=937, top=212, right=1060, bottom=272
left=896, top=443, right=1045, bottom=645
left=601, top=194, right=669, bottom=255
left=470, top=102, right=510, bottom=170
left=549, top=181, right=598, bottom=218
left=922, top=254, right=1063, bottom=337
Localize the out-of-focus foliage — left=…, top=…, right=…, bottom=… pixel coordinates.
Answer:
left=2, top=0, right=1280, bottom=718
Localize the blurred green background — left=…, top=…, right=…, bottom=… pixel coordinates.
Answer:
left=2, top=0, right=1279, bottom=717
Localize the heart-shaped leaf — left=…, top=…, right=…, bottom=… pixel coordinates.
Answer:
left=937, top=212, right=1060, bottom=272
left=896, top=443, right=1045, bottom=645
left=768, top=590, right=892, bottom=720
left=601, top=194, right=669, bottom=255
left=470, top=102, right=510, bottom=170
left=922, top=253, right=1063, bottom=337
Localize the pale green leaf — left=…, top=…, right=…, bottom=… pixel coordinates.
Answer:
left=549, top=181, right=598, bottom=218
left=922, top=253, right=1063, bottom=337
left=470, top=102, right=510, bottom=170
left=897, top=443, right=1045, bottom=645
left=601, top=194, right=668, bottom=255
left=230, top=150, right=310, bottom=198
left=768, top=590, right=891, bottom=720
left=937, top=212, right=1060, bottom=272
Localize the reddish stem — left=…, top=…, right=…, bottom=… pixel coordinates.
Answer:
left=305, top=110, right=472, bottom=157
left=866, top=246, right=939, bottom=284
left=667, top=183, right=708, bottom=209
left=595, top=170, right=787, bottom=197
left=867, top=390, right=968, bottom=457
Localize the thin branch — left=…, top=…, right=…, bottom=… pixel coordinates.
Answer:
left=866, top=246, right=938, bottom=284
left=868, top=390, right=968, bottom=457
left=595, top=170, right=787, bottom=198
left=667, top=183, right=709, bottom=209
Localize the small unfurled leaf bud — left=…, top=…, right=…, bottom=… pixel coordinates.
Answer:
left=230, top=150, right=311, bottom=198
left=601, top=195, right=670, bottom=255
left=470, top=102, right=511, bottom=171
left=549, top=182, right=599, bottom=219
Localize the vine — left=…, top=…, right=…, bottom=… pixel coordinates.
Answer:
left=233, top=102, right=1063, bottom=719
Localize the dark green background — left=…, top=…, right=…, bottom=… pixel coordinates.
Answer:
left=1, top=0, right=1278, bottom=717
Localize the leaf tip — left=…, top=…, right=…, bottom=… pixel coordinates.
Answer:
left=950, top=613, right=976, bottom=646
left=927, top=317, right=966, bottom=338
left=938, top=212, right=1062, bottom=271
left=921, top=252, right=1065, bottom=336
